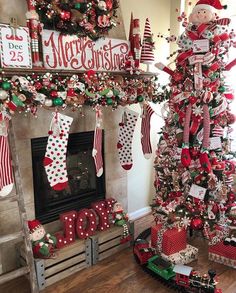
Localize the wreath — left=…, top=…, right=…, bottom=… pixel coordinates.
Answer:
left=35, top=0, right=119, bottom=40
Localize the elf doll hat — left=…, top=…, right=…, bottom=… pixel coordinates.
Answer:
left=28, top=219, right=42, bottom=233
left=192, top=0, right=227, bottom=13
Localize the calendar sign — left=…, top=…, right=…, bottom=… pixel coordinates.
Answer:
left=0, top=24, right=32, bottom=68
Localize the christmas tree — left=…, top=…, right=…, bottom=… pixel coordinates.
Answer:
left=153, top=0, right=236, bottom=247
left=140, top=18, right=155, bottom=71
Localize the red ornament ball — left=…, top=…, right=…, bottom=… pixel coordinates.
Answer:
left=50, top=90, right=58, bottom=98
left=34, top=81, right=42, bottom=90
left=172, top=71, right=183, bottom=82
left=60, top=10, right=71, bottom=21
left=190, top=217, right=203, bottom=230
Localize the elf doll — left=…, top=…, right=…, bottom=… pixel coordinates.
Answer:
left=28, top=219, right=57, bottom=258
left=112, top=202, right=131, bottom=243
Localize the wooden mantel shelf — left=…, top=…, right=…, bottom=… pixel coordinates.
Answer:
left=0, top=67, right=157, bottom=78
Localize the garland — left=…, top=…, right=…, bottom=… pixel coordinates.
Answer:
left=0, top=71, right=169, bottom=116
left=35, top=0, right=119, bottom=40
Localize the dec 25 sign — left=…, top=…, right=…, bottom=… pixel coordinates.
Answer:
left=42, top=29, right=129, bottom=71
left=0, top=24, right=32, bottom=68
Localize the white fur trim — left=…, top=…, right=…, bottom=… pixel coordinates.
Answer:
left=192, top=4, right=215, bottom=13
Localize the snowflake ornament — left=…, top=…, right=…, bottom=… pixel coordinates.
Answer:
left=180, top=215, right=191, bottom=229
left=192, top=105, right=203, bottom=116
left=30, top=0, right=37, bottom=6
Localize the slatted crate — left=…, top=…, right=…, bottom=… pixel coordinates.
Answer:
left=90, top=224, right=133, bottom=265
left=19, top=238, right=92, bottom=290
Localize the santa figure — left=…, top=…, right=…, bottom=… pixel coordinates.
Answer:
left=28, top=219, right=57, bottom=258
left=112, top=202, right=131, bottom=242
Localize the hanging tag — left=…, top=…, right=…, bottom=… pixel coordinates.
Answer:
left=193, top=39, right=209, bottom=53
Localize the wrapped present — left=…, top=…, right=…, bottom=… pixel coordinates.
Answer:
left=161, top=244, right=198, bottom=264
left=209, top=242, right=236, bottom=268
left=151, top=224, right=187, bottom=255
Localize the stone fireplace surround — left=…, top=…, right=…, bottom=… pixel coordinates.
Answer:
left=0, top=106, right=127, bottom=272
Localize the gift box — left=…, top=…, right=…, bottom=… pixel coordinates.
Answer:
left=151, top=224, right=187, bottom=255
left=161, top=244, right=198, bottom=264
left=208, top=242, right=236, bottom=268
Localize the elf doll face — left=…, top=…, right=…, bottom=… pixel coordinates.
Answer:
left=189, top=9, right=216, bottom=24
left=30, top=226, right=46, bottom=241
left=113, top=203, right=123, bottom=213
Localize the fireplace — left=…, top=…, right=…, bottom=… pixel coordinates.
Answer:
left=31, top=131, right=105, bottom=224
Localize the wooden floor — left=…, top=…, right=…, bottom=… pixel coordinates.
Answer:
left=1, top=235, right=236, bottom=293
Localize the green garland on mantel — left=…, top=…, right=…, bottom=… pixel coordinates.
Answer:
left=0, top=70, right=170, bottom=116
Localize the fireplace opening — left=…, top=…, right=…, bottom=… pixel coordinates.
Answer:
left=31, top=131, right=105, bottom=224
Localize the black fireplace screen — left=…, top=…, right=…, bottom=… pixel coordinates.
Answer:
left=31, top=131, right=105, bottom=224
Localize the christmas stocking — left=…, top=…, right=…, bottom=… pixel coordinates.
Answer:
left=117, top=108, right=138, bottom=170
left=141, top=103, right=154, bottom=159
left=92, top=107, right=103, bottom=177
left=44, top=112, right=73, bottom=191
left=0, top=113, right=14, bottom=197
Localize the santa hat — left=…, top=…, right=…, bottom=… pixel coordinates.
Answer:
left=28, top=219, right=42, bottom=233
left=192, top=0, right=227, bottom=13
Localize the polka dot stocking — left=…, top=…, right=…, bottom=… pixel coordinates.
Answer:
left=117, top=108, right=138, bottom=170
left=43, top=112, right=73, bottom=191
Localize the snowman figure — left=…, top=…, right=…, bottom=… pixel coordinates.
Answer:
left=28, top=219, right=57, bottom=258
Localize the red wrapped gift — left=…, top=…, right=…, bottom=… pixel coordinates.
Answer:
left=151, top=224, right=187, bottom=255
left=209, top=242, right=236, bottom=259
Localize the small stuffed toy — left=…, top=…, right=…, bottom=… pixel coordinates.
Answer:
left=112, top=202, right=131, bottom=243
left=28, top=219, right=57, bottom=258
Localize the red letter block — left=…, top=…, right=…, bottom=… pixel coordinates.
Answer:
left=56, top=210, right=77, bottom=248
left=76, top=209, right=97, bottom=239
left=91, top=198, right=116, bottom=231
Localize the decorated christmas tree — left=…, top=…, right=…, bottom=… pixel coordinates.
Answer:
left=140, top=18, right=155, bottom=71
left=153, top=0, right=236, bottom=252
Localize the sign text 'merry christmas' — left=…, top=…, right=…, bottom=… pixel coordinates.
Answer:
left=42, top=30, right=129, bottom=71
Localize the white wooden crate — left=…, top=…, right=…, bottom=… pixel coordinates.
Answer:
left=19, top=238, right=91, bottom=290
left=90, top=225, right=133, bottom=265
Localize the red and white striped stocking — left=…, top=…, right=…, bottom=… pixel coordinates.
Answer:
left=44, top=112, right=73, bottom=191
left=92, top=107, right=103, bottom=177
left=0, top=113, right=14, bottom=197
left=141, top=103, right=154, bottom=159
left=117, top=108, right=138, bottom=170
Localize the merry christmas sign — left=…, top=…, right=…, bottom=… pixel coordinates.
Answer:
left=42, top=30, right=129, bottom=71
left=0, top=24, right=32, bottom=68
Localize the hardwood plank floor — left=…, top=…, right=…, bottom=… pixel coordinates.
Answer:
left=0, top=235, right=236, bottom=293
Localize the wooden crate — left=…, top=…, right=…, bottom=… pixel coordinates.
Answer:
left=90, top=224, right=133, bottom=265
left=19, top=238, right=91, bottom=290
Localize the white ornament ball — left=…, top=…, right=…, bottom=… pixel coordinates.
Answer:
left=0, top=90, right=8, bottom=100
left=44, top=99, right=53, bottom=107
left=98, top=1, right=107, bottom=10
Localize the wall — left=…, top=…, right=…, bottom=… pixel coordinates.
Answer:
left=119, top=0, right=175, bottom=216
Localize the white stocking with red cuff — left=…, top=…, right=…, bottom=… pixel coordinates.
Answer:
left=44, top=112, right=73, bottom=191
left=0, top=113, right=14, bottom=197
left=117, top=108, right=138, bottom=170
left=92, top=107, right=103, bottom=177
left=141, top=103, right=154, bottom=159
